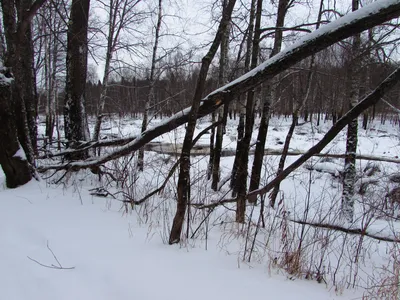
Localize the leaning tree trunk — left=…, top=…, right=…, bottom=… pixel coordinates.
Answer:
left=0, top=68, right=32, bottom=188
left=169, top=0, right=236, bottom=244
left=341, top=0, right=361, bottom=223
left=64, top=0, right=90, bottom=160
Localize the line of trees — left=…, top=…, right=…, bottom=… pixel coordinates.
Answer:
left=1, top=0, right=400, bottom=243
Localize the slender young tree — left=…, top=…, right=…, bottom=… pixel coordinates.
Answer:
left=93, top=0, right=143, bottom=145
left=341, top=0, right=361, bottom=223
left=210, top=0, right=230, bottom=190
left=169, top=0, right=237, bottom=244
left=64, top=0, right=90, bottom=159
left=137, top=0, right=162, bottom=171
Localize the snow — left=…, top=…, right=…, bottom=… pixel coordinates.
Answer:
left=12, top=145, right=27, bottom=161
left=5, top=113, right=399, bottom=299
left=0, top=179, right=352, bottom=300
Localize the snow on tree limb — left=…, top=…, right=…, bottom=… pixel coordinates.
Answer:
left=38, top=0, right=400, bottom=172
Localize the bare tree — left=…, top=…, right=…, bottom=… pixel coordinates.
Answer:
left=341, top=0, right=361, bottom=223
left=268, top=0, right=323, bottom=207
left=137, top=0, right=162, bottom=171
left=169, top=0, right=237, bottom=244
left=209, top=0, right=230, bottom=191
left=92, top=0, right=143, bottom=144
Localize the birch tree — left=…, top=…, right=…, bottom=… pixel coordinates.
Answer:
left=341, top=0, right=361, bottom=223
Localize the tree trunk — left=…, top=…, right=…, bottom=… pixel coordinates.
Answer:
left=211, top=0, right=230, bottom=190
left=235, top=0, right=262, bottom=223
left=169, top=0, right=236, bottom=244
left=138, top=0, right=162, bottom=171
left=230, top=0, right=257, bottom=197
left=341, top=0, right=361, bottom=223
left=64, top=0, right=90, bottom=160
left=269, top=0, right=323, bottom=207
left=0, top=68, right=32, bottom=188
left=1, top=0, right=40, bottom=166
left=249, top=0, right=290, bottom=200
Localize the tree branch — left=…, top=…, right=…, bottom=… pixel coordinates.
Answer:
left=288, top=218, right=399, bottom=243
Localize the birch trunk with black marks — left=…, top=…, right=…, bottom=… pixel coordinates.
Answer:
left=138, top=0, right=162, bottom=171
left=341, top=0, right=361, bottom=223
left=169, top=0, right=236, bottom=244
left=64, top=0, right=90, bottom=160
left=44, top=3, right=62, bottom=144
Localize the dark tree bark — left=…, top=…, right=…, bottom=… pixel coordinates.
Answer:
left=168, top=0, right=236, bottom=244
left=1, top=0, right=44, bottom=165
left=64, top=0, right=90, bottom=160
left=230, top=0, right=257, bottom=196
left=0, top=68, right=32, bottom=188
left=234, top=0, right=263, bottom=223
left=0, top=0, right=46, bottom=186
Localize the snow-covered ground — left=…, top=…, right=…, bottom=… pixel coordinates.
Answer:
left=2, top=114, right=400, bottom=299
left=0, top=179, right=356, bottom=300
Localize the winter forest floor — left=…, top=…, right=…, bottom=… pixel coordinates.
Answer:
left=2, top=114, right=400, bottom=299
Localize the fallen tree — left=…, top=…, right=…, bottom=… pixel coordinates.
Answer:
left=37, top=0, right=400, bottom=173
